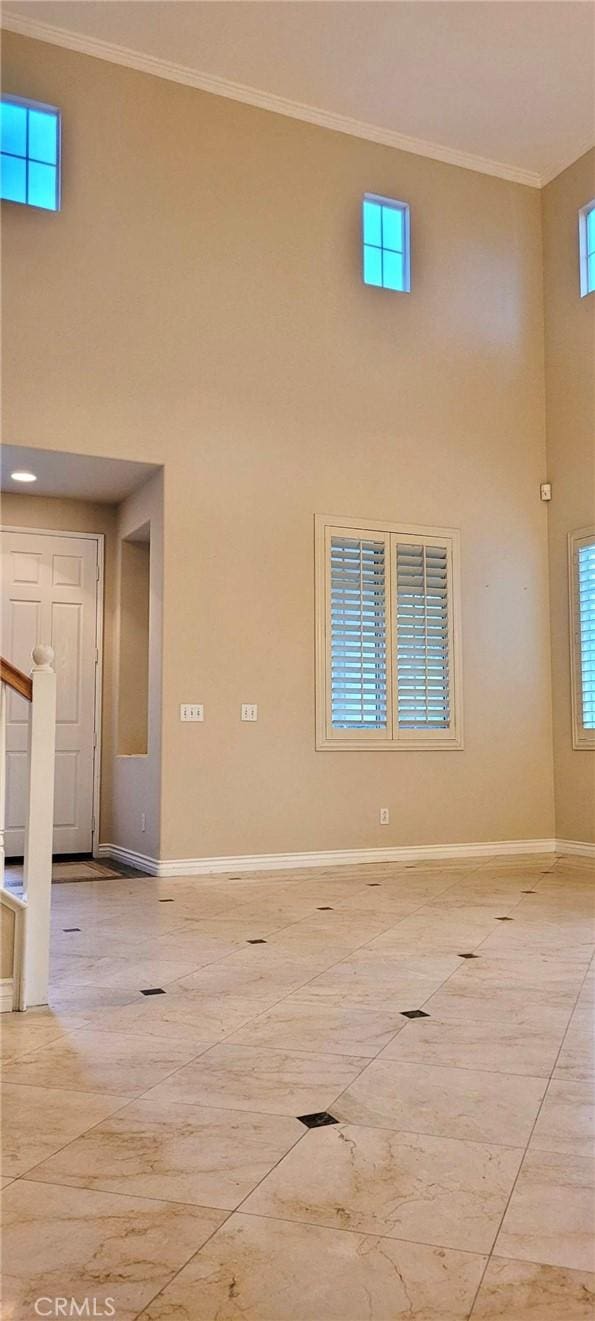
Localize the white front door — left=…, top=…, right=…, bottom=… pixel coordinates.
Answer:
left=1, top=529, right=100, bottom=856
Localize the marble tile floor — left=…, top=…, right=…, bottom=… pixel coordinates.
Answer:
left=1, top=852, right=594, bottom=1319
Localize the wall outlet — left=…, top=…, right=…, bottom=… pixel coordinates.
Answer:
left=180, top=704, right=204, bottom=722
left=140, top=813, right=146, bottom=833
left=241, top=704, right=258, bottom=721
left=380, top=808, right=390, bottom=825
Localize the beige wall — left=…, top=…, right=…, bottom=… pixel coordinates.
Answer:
left=2, top=34, right=555, bottom=860
left=112, top=472, right=163, bottom=859
left=542, top=149, right=595, bottom=845
left=118, top=538, right=150, bottom=757
left=0, top=491, right=117, bottom=842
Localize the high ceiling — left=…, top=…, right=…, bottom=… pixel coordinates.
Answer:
left=3, top=1, right=594, bottom=187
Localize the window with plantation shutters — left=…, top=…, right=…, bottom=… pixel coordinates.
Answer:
left=569, top=528, right=595, bottom=749
left=396, top=542, right=450, bottom=731
left=316, top=516, right=462, bottom=750
left=330, top=536, right=388, bottom=730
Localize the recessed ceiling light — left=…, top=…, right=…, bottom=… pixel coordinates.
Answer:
left=10, top=470, right=37, bottom=483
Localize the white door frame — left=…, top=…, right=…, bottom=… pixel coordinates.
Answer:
left=1, top=525, right=105, bottom=857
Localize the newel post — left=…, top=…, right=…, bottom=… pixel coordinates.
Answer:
left=23, top=644, right=56, bottom=1008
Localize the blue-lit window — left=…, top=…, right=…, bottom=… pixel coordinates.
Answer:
left=579, top=201, right=595, bottom=297
left=1, top=96, right=60, bottom=211
left=362, top=194, right=410, bottom=293
left=570, top=529, right=595, bottom=748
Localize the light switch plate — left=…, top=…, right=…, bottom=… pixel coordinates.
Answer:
left=180, top=704, right=204, bottom=722
left=241, top=703, right=258, bottom=721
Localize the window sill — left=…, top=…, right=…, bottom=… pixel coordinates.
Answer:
left=316, top=736, right=464, bottom=752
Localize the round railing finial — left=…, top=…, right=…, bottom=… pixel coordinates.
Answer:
left=32, top=644, right=55, bottom=671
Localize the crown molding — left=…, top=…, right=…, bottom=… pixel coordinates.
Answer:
left=2, top=10, right=545, bottom=189
left=539, top=142, right=595, bottom=189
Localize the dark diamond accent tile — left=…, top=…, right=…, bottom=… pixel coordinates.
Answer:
left=317, top=906, right=333, bottom=911
left=297, top=1111, right=339, bottom=1128
left=458, top=952, right=479, bottom=959
left=401, top=1009, right=430, bottom=1019
left=140, top=987, right=166, bottom=996
left=63, top=927, right=81, bottom=933
left=496, top=917, right=513, bottom=921
left=247, top=938, right=267, bottom=944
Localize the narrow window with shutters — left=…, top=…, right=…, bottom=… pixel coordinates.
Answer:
left=579, top=543, right=595, bottom=729
left=330, top=536, right=388, bottom=730
left=316, top=517, right=462, bottom=750
left=395, top=542, right=450, bottom=731
left=569, top=529, right=595, bottom=748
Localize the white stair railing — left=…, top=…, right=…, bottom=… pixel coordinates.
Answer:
left=22, top=645, right=57, bottom=1007
left=0, top=645, right=56, bottom=1010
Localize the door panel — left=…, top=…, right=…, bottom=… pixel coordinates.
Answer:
left=54, top=750, right=79, bottom=828
left=5, top=750, right=28, bottom=829
left=6, top=599, right=41, bottom=725
left=1, top=530, right=100, bottom=855
left=11, top=551, right=42, bottom=584
left=53, top=601, right=83, bottom=724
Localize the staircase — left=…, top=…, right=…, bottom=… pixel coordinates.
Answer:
left=0, top=646, right=57, bottom=1011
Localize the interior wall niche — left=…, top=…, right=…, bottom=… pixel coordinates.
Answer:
left=118, top=521, right=150, bottom=756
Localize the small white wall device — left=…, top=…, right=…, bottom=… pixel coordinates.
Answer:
left=180, top=704, right=204, bottom=721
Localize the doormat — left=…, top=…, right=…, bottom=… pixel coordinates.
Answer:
left=52, top=861, right=122, bottom=882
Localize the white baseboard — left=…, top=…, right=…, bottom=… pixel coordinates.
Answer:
left=95, top=843, right=160, bottom=875
left=98, top=837, right=558, bottom=879
left=0, top=979, right=15, bottom=1013
left=555, top=838, right=595, bottom=859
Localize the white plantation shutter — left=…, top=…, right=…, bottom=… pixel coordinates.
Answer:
left=316, top=516, right=462, bottom=749
left=395, top=541, right=450, bottom=730
left=329, top=535, right=388, bottom=729
left=578, top=542, right=595, bottom=730
left=570, top=530, right=595, bottom=747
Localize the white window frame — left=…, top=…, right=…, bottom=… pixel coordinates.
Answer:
left=0, top=94, right=62, bottom=211
left=362, top=194, right=411, bottom=293
left=569, top=526, right=595, bottom=749
left=578, top=200, right=595, bottom=297
left=315, top=514, right=463, bottom=751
